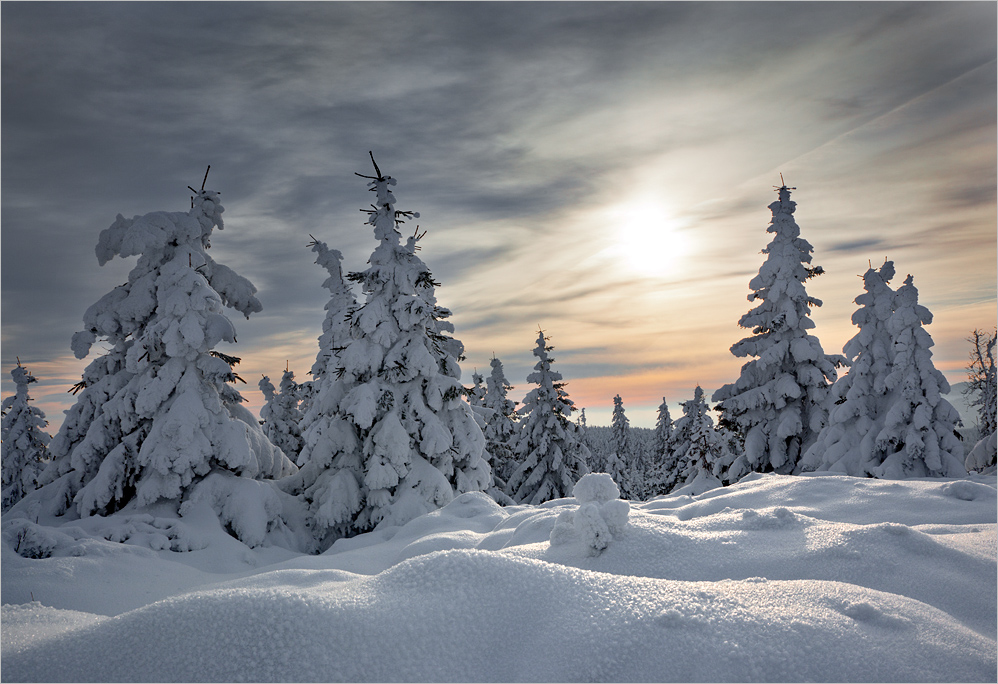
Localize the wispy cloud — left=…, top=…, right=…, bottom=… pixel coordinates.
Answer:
left=3, top=2, right=994, bottom=428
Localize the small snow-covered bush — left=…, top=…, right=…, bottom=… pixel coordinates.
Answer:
left=550, top=473, right=629, bottom=556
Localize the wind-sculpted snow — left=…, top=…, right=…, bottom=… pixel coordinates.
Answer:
left=3, top=474, right=995, bottom=682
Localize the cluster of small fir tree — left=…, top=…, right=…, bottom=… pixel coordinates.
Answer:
left=671, top=386, right=726, bottom=495
left=259, top=368, right=304, bottom=462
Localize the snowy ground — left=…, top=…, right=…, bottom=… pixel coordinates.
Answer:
left=2, top=472, right=996, bottom=682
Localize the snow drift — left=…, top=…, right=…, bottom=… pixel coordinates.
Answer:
left=2, top=473, right=995, bottom=682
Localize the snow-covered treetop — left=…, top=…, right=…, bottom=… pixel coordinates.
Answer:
left=308, top=236, right=357, bottom=379
left=72, top=180, right=262, bottom=362
left=6, top=363, right=37, bottom=400
left=843, top=260, right=896, bottom=362
left=521, top=330, right=575, bottom=418
left=485, top=357, right=515, bottom=413
left=885, top=274, right=946, bottom=394
left=741, top=185, right=824, bottom=334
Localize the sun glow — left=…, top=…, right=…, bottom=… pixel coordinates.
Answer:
left=605, top=199, right=693, bottom=278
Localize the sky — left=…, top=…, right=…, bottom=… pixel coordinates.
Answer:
left=2, top=2, right=995, bottom=430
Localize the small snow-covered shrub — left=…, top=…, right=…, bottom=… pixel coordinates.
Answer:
left=3, top=519, right=62, bottom=559
left=550, top=473, right=630, bottom=556
left=180, top=472, right=307, bottom=549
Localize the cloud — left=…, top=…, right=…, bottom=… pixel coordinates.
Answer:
left=827, top=239, right=889, bottom=255
left=3, top=2, right=994, bottom=430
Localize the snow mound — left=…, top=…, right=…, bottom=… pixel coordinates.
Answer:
left=2, top=473, right=995, bottom=682
left=550, top=473, right=630, bottom=556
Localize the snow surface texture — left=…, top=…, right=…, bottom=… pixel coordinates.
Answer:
left=3, top=473, right=995, bottom=682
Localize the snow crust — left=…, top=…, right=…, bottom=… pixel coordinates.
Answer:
left=3, top=473, right=994, bottom=682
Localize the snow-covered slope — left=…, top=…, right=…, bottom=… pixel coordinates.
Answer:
left=2, top=473, right=995, bottom=682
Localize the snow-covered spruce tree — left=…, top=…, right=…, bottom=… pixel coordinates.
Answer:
left=963, top=329, right=996, bottom=472
left=799, top=260, right=898, bottom=476
left=506, top=330, right=591, bottom=504
left=645, top=397, right=679, bottom=497
left=653, top=398, right=673, bottom=460
left=606, top=394, right=631, bottom=496
left=297, top=380, right=316, bottom=421
left=27, top=176, right=295, bottom=540
left=671, top=386, right=725, bottom=496
left=712, top=184, right=844, bottom=477
left=280, top=237, right=361, bottom=544
left=259, top=368, right=304, bottom=463
left=292, top=156, right=492, bottom=538
left=305, top=237, right=357, bottom=381
left=482, top=356, right=519, bottom=487
left=2, top=362, right=51, bottom=511
left=467, top=370, right=486, bottom=409
left=871, top=275, right=965, bottom=478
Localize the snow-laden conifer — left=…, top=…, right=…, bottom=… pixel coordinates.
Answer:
left=482, top=356, right=519, bottom=487
left=2, top=362, right=51, bottom=511
left=298, top=380, right=316, bottom=421
left=259, top=369, right=304, bottom=462
left=282, top=238, right=361, bottom=544
left=645, top=397, right=678, bottom=496
left=30, top=178, right=295, bottom=536
left=607, top=394, right=631, bottom=496
left=671, top=386, right=725, bottom=496
left=507, top=331, right=590, bottom=504
left=871, top=275, right=965, bottom=478
left=963, top=329, right=996, bottom=472
left=307, top=238, right=358, bottom=381
left=294, top=156, right=491, bottom=536
left=653, top=398, right=673, bottom=461
left=713, top=184, right=844, bottom=477
left=467, top=371, right=486, bottom=409
left=800, top=261, right=897, bottom=475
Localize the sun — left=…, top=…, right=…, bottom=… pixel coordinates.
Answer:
left=605, top=199, right=692, bottom=278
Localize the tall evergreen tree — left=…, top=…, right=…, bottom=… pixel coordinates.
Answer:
left=871, top=275, right=965, bottom=478
left=712, top=184, right=844, bottom=477
left=800, top=261, right=897, bottom=475
left=259, top=368, right=304, bottom=462
left=292, top=156, right=491, bottom=538
left=506, top=331, right=590, bottom=504
left=284, top=238, right=361, bottom=544
left=2, top=362, right=51, bottom=511
left=32, top=177, right=295, bottom=531
left=964, top=329, right=996, bottom=472
left=672, top=386, right=725, bottom=496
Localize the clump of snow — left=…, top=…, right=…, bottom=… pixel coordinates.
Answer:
left=549, top=473, right=629, bottom=556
